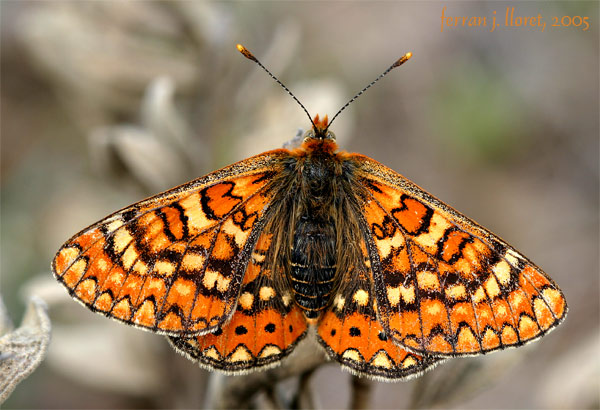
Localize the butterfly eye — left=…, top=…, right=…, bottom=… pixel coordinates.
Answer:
left=303, top=130, right=315, bottom=142
left=326, top=131, right=336, bottom=141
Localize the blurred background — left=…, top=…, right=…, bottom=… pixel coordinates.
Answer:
left=1, top=1, right=598, bottom=408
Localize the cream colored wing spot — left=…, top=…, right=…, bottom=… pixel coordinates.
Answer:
left=445, top=284, right=467, bottom=300
left=133, top=299, right=157, bottom=326
left=342, top=349, right=362, bottom=362
left=56, top=247, right=80, bottom=272
left=239, top=292, right=254, bottom=310
left=173, top=280, right=194, bottom=297
left=181, top=252, right=206, bottom=271
left=387, top=285, right=417, bottom=306
left=132, top=260, right=149, bottom=276
left=457, top=327, right=479, bottom=350
left=495, top=302, right=508, bottom=317
left=374, top=230, right=405, bottom=261
left=386, top=287, right=400, bottom=307
left=203, top=270, right=232, bottom=292
left=417, top=271, right=440, bottom=291
left=454, top=258, right=474, bottom=278
left=112, top=299, right=132, bottom=318
left=371, top=351, right=393, bottom=369
left=251, top=251, right=266, bottom=264
left=484, top=275, right=501, bottom=299
left=492, top=260, right=512, bottom=286
left=532, top=297, right=553, bottom=328
left=481, top=328, right=498, bottom=345
left=106, top=218, right=125, bottom=233
left=121, top=245, right=139, bottom=270
left=281, top=292, right=292, bottom=307
left=501, top=326, right=518, bottom=343
left=504, top=249, right=522, bottom=268
left=353, top=289, right=369, bottom=306
left=518, top=315, right=538, bottom=335
left=222, top=218, right=250, bottom=248
left=414, top=213, right=451, bottom=250
left=401, top=356, right=417, bottom=368
left=179, top=193, right=210, bottom=236
left=228, top=345, right=253, bottom=363
left=259, top=286, right=275, bottom=301
left=94, top=293, right=113, bottom=311
left=472, top=286, right=486, bottom=303
left=334, top=295, right=346, bottom=311
left=541, top=288, right=565, bottom=316
left=425, top=300, right=444, bottom=316
left=154, top=261, right=176, bottom=277
left=203, top=346, right=222, bottom=360
left=112, top=228, right=134, bottom=254
left=401, top=285, right=416, bottom=304
left=510, top=291, right=526, bottom=308
left=259, top=345, right=282, bottom=358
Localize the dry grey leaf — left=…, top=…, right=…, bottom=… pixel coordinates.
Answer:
left=17, top=2, right=201, bottom=128
left=0, top=295, right=51, bottom=404
left=88, top=76, right=199, bottom=193
left=140, top=76, right=199, bottom=164
left=23, top=274, right=168, bottom=398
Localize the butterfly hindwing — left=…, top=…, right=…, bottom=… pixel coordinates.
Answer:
left=52, top=151, right=290, bottom=336
left=169, top=231, right=308, bottom=372
left=351, top=155, right=567, bottom=355
left=317, top=238, right=443, bottom=380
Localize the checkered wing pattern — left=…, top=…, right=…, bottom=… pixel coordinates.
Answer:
left=352, top=155, right=567, bottom=355
left=169, top=231, right=308, bottom=372
left=318, top=239, right=443, bottom=380
left=52, top=151, right=289, bottom=337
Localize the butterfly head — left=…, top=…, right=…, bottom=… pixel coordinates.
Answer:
left=302, top=114, right=338, bottom=152
left=304, top=114, right=336, bottom=141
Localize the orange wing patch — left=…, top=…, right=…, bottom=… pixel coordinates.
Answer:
left=353, top=155, right=567, bottom=356
left=169, top=231, right=308, bottom=372
left=317, top=240, right=442, bottom=380
left=53, top=152, right=288, bottom=336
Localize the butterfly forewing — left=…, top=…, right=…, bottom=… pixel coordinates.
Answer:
left=52, top=151, right=290, bottom=336
left=169, top=230, right=308, bottom=372
left=351, top=155, right=567, bottom=355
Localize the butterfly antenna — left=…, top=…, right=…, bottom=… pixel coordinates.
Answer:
left=237, top=44, right=316, bottom=129
left=327, top=52, right=412, bottom=130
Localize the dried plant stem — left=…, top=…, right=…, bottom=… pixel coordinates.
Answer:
left=208, top=336, right=327, bottom=409
left=350, top=375, right=371, bottom=410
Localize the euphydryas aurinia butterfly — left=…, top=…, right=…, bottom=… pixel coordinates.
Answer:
left=52, top=45, right=566, bottom=380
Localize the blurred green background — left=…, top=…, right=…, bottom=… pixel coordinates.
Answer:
left=1, top=1, right=598, bottom=408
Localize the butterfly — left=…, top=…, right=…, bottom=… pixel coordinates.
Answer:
left=52, top=45, right=567, bottom=381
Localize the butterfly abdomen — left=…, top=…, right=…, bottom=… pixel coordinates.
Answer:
left=290, top=215, right=337, bottom=318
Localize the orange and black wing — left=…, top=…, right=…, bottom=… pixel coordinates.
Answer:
left=317, top=238, right=443, bottom=380
left=350, top=155, right=567, bottom=356
left=52, top=150, right=290, bottom=337
left=169, top=231, right=308, bottom=373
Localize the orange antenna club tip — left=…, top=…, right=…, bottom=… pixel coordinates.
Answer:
left=236, top=44, right=257, bottom=62
left=392, top=52, right=413, bottom=69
